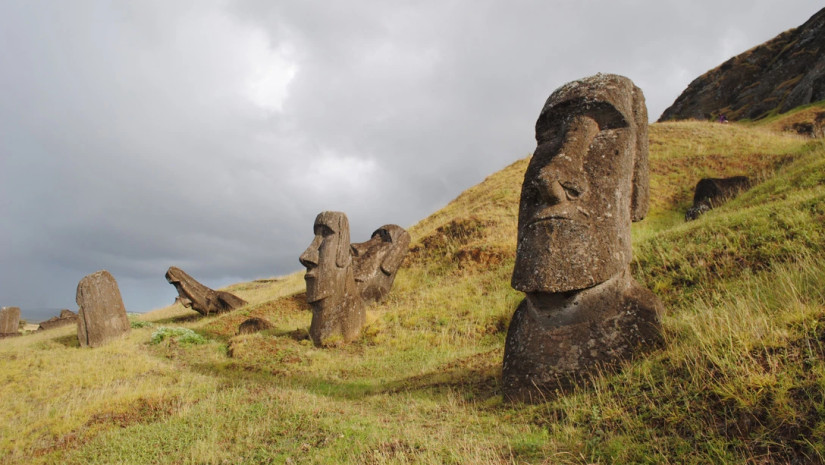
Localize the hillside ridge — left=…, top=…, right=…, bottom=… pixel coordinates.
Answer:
left=659, top=7, right=825, bottom=122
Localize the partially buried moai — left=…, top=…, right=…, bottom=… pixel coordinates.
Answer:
left=351, top=224, right=411, bottom=304
left=0, top=306, right=21, bottom=337
left=299, top=211, right=365, bottom=346
left=76, top=270, right=131, bottom=348
left=503, top=74, right=664, bottom=402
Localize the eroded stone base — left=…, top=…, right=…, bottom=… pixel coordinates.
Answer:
left=502, top=271, right=663, bottom=402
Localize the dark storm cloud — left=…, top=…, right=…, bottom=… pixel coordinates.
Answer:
left=0, top=0, right=818, bottom=316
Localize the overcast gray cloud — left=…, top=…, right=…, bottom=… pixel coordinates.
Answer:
left=0, top=0, right=819, bottom=319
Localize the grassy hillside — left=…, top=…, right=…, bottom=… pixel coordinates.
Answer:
left=1, top=111, right=824, bottom=464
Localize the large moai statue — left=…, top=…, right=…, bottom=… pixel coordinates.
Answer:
left=165, top=266, right=247, bottom=316
left=503, top=74, right=664, bottom=402
left=0, top=306, right=21, bottom=337
left=299, top=211, right=365, bottom=346
left=76, top=270, right=131, bottom=348
left=351, top=224, right=411, bottom=303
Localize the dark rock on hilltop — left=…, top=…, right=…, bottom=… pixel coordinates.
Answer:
left=685, top=176, right=751, bottom=221
left=660, top=7, right=825, bottom=122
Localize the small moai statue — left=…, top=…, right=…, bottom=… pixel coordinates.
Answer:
left=0, top=306, right=21, bottom=337
left=351, top=224, right=411, bottom=303
left=503, top=74, right=664, bottom=402
left=299, top=211, right=365, bottom=346
left=76, top=270, right=131, bottom=348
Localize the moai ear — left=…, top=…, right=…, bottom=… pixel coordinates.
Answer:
left=335, top=213, right=352, bottom=268
left=630, top=84, right=650, bottom=222
left=380, top=227, right=411, bottom=275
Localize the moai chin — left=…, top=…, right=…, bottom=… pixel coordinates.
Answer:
left=299, top=211, right=365, bottom=346
left=76, top=270, right=131, bottom=348
left=503, top=74, right=664, bottom=402
left=351, top=224, right=411, bottom=304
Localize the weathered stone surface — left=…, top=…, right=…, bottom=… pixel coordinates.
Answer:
left=503, top=74, right=664, bottom=402
left=38, top=309, right=78, bottom=331
left=351, top=224, right=411, bottom=303
left=659, top=8, right=825, bottom=122
left=165, top=267, right=247, bottom=316
left=238, top=317, right=273, bottom=335
left=685, top=176, right=751, bottom=221
left=299, top=211, right=365, bottom=346
left=76, top=270, right=131, bottom=348
left=0, top=306, right=21, bottom=337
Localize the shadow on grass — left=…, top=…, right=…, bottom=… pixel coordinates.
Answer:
left=184, top=347, right=502, bottom=403
left=53, top=333, right=80, bottom=348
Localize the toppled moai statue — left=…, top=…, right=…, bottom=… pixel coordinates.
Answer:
left=685, top=176, right=751, bottom=221
left=351, top=224, right=411, bottom=303
left=38, top=309, right=78, bottom=331
left=76, top=270, right=131, bottom=348
left=503, top=74, right=664, bottom=402
left=299, top=211, right=365, bottom=346
left=0, top=306, right=21, bottom=338
left=165, top=266, right=247, bottom=316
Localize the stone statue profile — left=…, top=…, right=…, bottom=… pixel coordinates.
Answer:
left=165, top=266, right=247, bottom=316
left=351, top=224, right=411, bottom=303
left=299, top=211, right=365, bottom=346
left=503, top=74, right=663, bottom=402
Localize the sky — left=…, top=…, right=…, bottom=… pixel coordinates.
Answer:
left=1, top=1, right=820, bottom=320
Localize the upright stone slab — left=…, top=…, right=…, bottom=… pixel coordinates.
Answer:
left=299, top=211, right=365, bottom=346
left=76, top=270, right=131, bottom=348
left=0, top=306, right=21, bottom=337
left=165, top=266, right=247, bottom=316
left=351, top=224, right=411, bottom=303
left=503, top=74, right=664, bottom=402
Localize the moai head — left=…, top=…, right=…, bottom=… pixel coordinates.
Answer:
left=351, top=224, right=411, bottom=303
left=299, top=211, right=353, bottom=307
left=511, top=74, right=649, bottom=293
left=299, top=211, right=365, bottom=346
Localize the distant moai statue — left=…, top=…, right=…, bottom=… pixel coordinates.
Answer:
left=685, top=176, right=751, bottom=221
left=76, top=270, right=131, bottom=348
left=0, top=306, right=21, bottom=337
left=299, top=212, right=365, bottom=346
left=503, top=74, right=664, bottom=402
left=351, top=224, right=411, bottom=303
left=38, top=309, right=78, bottom=331
left=165, top=266, right=247, bottom=316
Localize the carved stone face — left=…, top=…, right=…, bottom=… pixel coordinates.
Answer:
left=511, top=74, right=649, bottom=293
left=351, top=224, right=411, bottom=303
left=299, top=211, right=351, bottom=304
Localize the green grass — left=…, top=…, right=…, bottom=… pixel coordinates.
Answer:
left=1, top=119, right=823, bottom=464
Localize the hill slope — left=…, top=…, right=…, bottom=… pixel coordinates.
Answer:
left=659, top=7, right=825, bottom=122
left=1, top=112, right=824, bottom=464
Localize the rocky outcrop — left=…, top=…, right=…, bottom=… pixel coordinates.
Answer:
left=659, top=8, right=825, bottom=122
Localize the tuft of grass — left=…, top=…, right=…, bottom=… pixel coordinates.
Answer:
left=149, top=327, right=208, bottom=345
